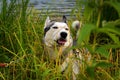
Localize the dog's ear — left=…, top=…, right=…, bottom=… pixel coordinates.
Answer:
left=44, top=16, right=51, bottom=28
left=62, top=15, right=67, bottom=23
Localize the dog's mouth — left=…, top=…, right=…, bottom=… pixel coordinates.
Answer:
left=56, top=38, right=67, bottom=45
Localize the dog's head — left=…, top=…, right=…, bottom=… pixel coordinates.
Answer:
left=44, top=16, right=72, bottom=47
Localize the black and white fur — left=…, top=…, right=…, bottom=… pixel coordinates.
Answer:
left=43, top=16, right=82, bottom=80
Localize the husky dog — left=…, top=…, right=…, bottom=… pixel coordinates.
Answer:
left=44, top=16, right=73, bottom=59
left=43, top=16, right=82, bottom=80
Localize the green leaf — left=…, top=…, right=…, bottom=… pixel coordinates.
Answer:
left=103, top=21, right=115, bottom=28
left=96, top=61, right=113, bottom=68
left=42, top=69, right=51, bottom=77
left=97, top=21, right=120, bottom=45
left=86, top=66, right=95, bottom=79
left=95, top=47, right=109, bottom=59
left=107, top=32, right=120, bottom=44
left=103, top=20, right=120, bottom=33
left=104, top=1, right=120, bottom=17
left=100, top=25, right=120, bottom=36
left=78, top=23, right=95, bottom=44
left=85, top=45, right=94, bottom=54
left=83, top=1, right=98, bottom=21
left=97, top=45, right=120, bottom=49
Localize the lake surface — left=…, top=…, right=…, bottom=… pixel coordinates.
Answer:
left=0, top=0, right=75, bottom=14
left=28, top=0, right=76, bottom=16
left=0, top=0, right=80, bottom=18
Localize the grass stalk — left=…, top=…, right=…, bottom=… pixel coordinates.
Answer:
left=1, top=46, right=18, bottom=58
left=14, top=32, right=26, bottom=55
left=8, top=33, right=15, bottom=53
left=98, top=67, right=114, bottom=80
left=0, top=72, right=5, bottom=80
left=92, top=0, right=103, bottom=51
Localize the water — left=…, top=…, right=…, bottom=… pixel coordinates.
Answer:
left=0, top=0, right=80, bottom=17
left=29, top=0, right=76, bottom=16
left=0, top=0, right=77, bottom=17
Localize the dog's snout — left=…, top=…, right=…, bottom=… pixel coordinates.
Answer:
left=60, top=32, right=67, bottom=39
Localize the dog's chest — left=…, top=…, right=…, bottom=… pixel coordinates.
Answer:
left=46, top=46, right=69, bottom=61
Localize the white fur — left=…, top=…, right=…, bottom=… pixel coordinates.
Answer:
left=44, top=16, right=81, bottom=80
left=44, top=22, right=72, bottom=47
left=44, top=16, right=51, bottom=28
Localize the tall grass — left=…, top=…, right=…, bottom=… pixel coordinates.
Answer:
left=0, top=0, right=70, bottom=79
left=0, top=0, right=120, bottom=80
left=76, top=0, right=120, bottom=79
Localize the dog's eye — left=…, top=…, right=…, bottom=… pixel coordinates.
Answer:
left=65, top=28, right=69, bottom=30
left=53, top=26, right=58, bottom=29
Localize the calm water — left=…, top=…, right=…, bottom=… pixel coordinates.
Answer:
left=29, top=0, right=76, bottom=16
left=0, top=0, right=76, bottom=16
left=29, top=0, right=75, bottom=9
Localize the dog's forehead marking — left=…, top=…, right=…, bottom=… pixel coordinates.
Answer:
left=44, top=22, right=68, bottom=36
left=44, top=21, right=55, bottom=36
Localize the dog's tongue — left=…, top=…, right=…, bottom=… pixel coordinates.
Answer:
left=58, top=39, right=66, bottom=45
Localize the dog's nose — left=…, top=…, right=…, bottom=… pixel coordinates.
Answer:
left=60, top=32, right=67, bottom=39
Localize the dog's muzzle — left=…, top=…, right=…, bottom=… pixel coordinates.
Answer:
left=56, top=32, right=67, bottom=45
